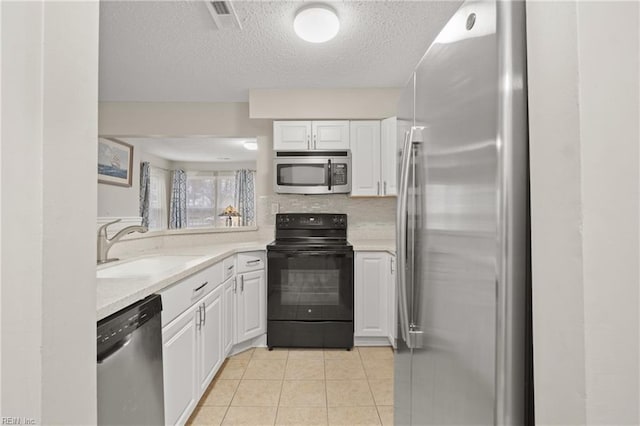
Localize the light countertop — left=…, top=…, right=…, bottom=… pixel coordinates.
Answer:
left=97, top=240, right=270, bottom=321
left=97, top=238, right=395, bottom=321
left=349, top=239, right=396, bottom=253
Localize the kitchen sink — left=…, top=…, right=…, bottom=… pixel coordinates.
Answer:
left=97, top=255, right=206, bottom=279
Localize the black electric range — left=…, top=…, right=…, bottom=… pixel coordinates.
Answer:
left=267, top=213, right=354, bottom=349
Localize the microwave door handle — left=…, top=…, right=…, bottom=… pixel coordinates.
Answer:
left=328, top=159, right=332, bottom=191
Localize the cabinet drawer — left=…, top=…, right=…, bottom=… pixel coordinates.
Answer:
left=222, top=256, right=236, bottom=281
left=236, top=251, right=265, bottom=273
left=159, top=262, right=223, bottom=327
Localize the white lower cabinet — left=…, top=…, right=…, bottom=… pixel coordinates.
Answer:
left=355, top=251, right=396, bottom=343
left=161, top=273, right=225, bottom=425
left=235, top=270, right=266, bottom=343
left=197, top=286, right=223, bottom=396
left=222, top=276, right=236, bottom=356
left=161, top=251, right=266, bottom=425
left=162, top=305, right=198, bottom=426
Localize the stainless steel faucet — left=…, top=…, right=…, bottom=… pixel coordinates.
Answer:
left=97, top=219, right=148, bottom=264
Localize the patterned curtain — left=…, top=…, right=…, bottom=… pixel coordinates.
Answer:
left=169, top=169, right=187, bottom=229
left=234, top=169, right=255, bottom=226
left=139, top=162, right=151, bottom=227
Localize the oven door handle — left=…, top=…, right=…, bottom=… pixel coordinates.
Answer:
left=272, top=251, right=351, bottom=257
left=328, top=159, right=332, bottom=191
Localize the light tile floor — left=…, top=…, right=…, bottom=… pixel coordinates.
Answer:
left=187, top=346, right=394, bottom=426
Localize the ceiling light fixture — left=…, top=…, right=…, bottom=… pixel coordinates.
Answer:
left=243, top=141, right=258, bottom=151
left=294, top=5, right=340, bottom=43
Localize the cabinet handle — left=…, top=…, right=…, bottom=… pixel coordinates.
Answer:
left=240, top=275, right=244, bottom=292
left=313, top=134, right=317, bottom=150
left=227, top=265, right=234, bottom=271
left=201, top=302, right=206, bottom=327
left=384, top=181, right=387, bottom=195
left=194, top=281, right=208, bottom=293
left=196, top=305, right=202, bottom=330
left=246, top=259, right=261, bottom=266
left=377, top=182, right=380, bottom=195
left=233, top=277, right=237, bottom=293
left=307, top=134, right=310, bottom=148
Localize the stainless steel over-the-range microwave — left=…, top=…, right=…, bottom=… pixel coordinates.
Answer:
left=274, top=151, right=351, bottom=194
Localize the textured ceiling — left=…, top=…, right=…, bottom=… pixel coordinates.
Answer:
left=99, top=1, right=461, bottom=102
left=120, top=137, right=258, bottom=162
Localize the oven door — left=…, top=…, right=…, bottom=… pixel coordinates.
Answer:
left=267, top=250, right=354, bottom=322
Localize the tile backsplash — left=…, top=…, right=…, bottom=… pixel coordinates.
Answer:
left=258, top=194, right=396, bottom=241
left=106, top=195, right=396, bottom=259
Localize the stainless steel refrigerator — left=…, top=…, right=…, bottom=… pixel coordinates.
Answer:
left=395, top=0, right=531, bottom=424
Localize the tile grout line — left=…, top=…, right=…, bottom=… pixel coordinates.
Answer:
left=324, top=350, right=330, bottom=426
left=360, top=347, right=384, bottom=426
left=272, top=350, right=289, bottom=425
left=221, top=348, right=253, bottom=425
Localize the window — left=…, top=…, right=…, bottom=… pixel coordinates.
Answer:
left=186, top=171, right=253, bottom=228
left=186, top=171, right=218, bottom=228
left=145, top=167, right=255, bottom=230
left=148, top=167, right=168, bottom=230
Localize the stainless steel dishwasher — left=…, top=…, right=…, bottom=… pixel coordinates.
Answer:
left=97, top=294, right=164, bottom=425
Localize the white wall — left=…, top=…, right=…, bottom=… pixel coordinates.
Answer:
left=249, top=88, right=402, bottom=119
left=1, top=1, right=98, bottom=424
left=577, top=2, right=639, bottom=423
left=1, top=2, right=44, bottom=419
left=171, top=161, right=256, bottom=172
left=527, top=1, right=639, bottom=423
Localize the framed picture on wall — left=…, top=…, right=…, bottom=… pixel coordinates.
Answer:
left=98, top=138, right=133, bottom=187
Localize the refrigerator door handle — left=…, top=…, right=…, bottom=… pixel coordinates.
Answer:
left=396, top=128, right=414, bottom=349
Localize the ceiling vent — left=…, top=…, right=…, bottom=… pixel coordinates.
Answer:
left=204, top=1, right=242, bottom=30
left=211, top=1, right=230, bottom=15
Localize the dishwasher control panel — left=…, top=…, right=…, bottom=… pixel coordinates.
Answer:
left=97, top=294, right=162, bottom=356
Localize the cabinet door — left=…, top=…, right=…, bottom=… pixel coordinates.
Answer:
left=236, top=270, right=266, bottom=343
left=380, top=117, right=398, bottom=196
left=355, top=252, right=389, bottom=337
left=312, top=121, right=350, bottom=150
left=350, top=121, right=382, bottom=196
left=274, top=121, right=311, bottom=150
left=162, top=308, right=198, bottom=426
left=223, top=276, right=236, bottom=356
left=197, top=286, right=224, bottom=397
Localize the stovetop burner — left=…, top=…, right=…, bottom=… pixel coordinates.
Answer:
left=270, top=213, right=350, bottom=249
left=267, top=239, right=353, bottom=252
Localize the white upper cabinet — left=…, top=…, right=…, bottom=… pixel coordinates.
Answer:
left=350, top=121, right=382, bottom=196
left=273, top=121, right=312, bottom=150
left=274, top=121, right=349, bottom=151
left=311, top=121, right=350, bottom=150
left=380, top=117, right=398, bottom=196
left=350, top=118, right=398, bottom=197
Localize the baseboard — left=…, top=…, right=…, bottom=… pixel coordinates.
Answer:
left=354, top=336, right=393, bottom=347
left=231, top=334, right=391, bottom=352
left=228, top=333, right=267, bottom=357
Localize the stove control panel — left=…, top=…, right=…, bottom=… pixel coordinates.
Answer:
left=276, top=213, right=347, bottom=229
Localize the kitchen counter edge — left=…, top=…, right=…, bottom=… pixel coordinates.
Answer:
left=97, top=239, right=396, bottom=321
left=96, top=241, right=270, bottom=321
